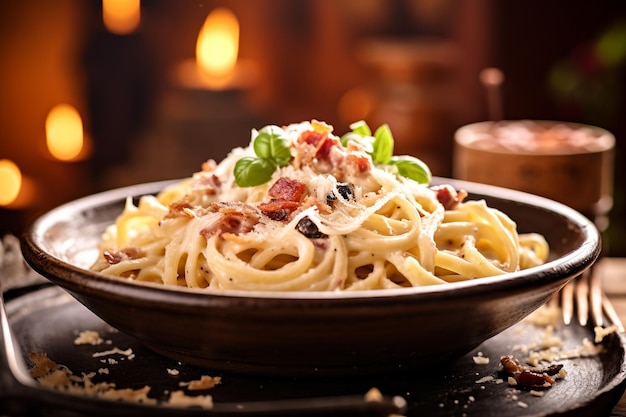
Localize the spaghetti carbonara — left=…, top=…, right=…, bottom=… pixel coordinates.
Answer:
left=92, top=120, right=549, bottom=291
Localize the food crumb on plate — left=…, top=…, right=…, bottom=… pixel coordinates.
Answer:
left=473, top=355, right=490, bottom=365
left=475, top=375, right=494, bottom=384
left=595, top=325, right=618, bottom=343
left=73, top=330, right=103, bottom=346
left=179, top=375, right=222, bottom=390
left=92, top=347, right=134, bottom=359
left=164, top=391, right=214, bottom=409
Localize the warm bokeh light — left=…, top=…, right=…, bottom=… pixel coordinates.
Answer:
left=103, top=0, right=141, bottom=35
left=45, top=104, right=84, bottom=161
left=0, top=159, right=22, bottom=206
left=337, top=87, right=374, bottom=125
left=196, top=8, right=240, bottom=89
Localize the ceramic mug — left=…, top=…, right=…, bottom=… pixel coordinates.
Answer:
left=453, top=120, right=615, bottom=221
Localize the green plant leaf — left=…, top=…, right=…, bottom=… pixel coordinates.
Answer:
left=234, top=157, right=277, bottom=187
left=372, top=124, right=394, bottom=164
left=253, top=127, right=291, bottom=167
left=349, top=120, right=372, bottom=137
left=389, top=155, right=432, bottom=184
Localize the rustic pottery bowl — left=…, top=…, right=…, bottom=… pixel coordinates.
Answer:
left=20, top=178, right=600, bottom=377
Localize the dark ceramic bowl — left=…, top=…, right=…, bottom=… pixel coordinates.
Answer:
left=20, top=178, right=600, bottom=377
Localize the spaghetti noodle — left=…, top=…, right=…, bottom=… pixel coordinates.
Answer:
left=92, top=120, right=548, bottom=291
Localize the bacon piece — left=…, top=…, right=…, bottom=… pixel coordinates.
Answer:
left=267, top=177, right=306, bottom=202
left=346, top=153, right=370, bottom=174
left=198, top=202, right=259, bottom=238
left=190, top=173, right=221, bottom=195
left=500, top=355, right=564, bottom=389
left=103, top=247, right=145, bottom=265
left=166, top=200, right=194, bottom=218
left=431, top=185, right=468, bottom=210
left=299, top=130, right=327, bottom=147
left=260, top=177, right=308, bottom=220
left=201, top=159, right=217, bottom=172
left=298, top=131, right=341, bottom=161
left=258, top=200, right=300, bottom=221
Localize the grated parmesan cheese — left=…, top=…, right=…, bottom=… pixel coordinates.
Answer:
left=473, top=355, right=490, bottom=365
left=179, top=375, right=222, bottom=391
left=74, top=330, right=104, bottom=346
left=595, top=325, right=618, bottom=343
left=165, top=391, right=213, bottom=409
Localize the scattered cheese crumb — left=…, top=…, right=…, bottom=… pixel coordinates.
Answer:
left=526, top=337, right=604, bottom=366
left=473, top=356, right=490, bottom=365
left=167, top=368, right=180, bottom=376
left=92, top=347, right=133, bottom=359
left=179, top=375, right=222, bottom=391
left=530, top=390, right=544, bottom=397
left=595, top=325, right=618, bottom=343
left=523, top=303, right=562, bottom=327
left=74, top=331, right=103, bottom=346
left=517, top=401, right=529, bottom=408
left=475, top=376, right=494, bottom=384
left=165, top=391, right=213, bottom=409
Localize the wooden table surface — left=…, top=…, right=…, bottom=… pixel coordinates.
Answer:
left=598, top=258, right=626, bottom=417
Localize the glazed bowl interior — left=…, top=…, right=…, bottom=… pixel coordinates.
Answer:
left=20, top=178, right=600, bottom=376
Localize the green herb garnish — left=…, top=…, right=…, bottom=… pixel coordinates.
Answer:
left=234, top=126, right=291, bottom=187
left=346, top=121, right=432, bottom=184
left=388, top=155, right=432, bottom=184
left=235, top=121, right=432, bottom=187
left=371, top=124, right=394, bottom=164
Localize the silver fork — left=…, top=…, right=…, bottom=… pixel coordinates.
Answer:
left=560, top=266, right=625, bottom=332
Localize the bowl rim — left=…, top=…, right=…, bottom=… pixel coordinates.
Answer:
left=454, top=119, right=615, bottom=156
left=20, top=177, right=601, bottom=303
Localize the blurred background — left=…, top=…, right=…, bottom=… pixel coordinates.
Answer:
left=0, top=0, right=625, bottom=255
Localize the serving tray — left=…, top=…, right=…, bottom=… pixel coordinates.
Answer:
left=4, top=284, right=626, bottom=417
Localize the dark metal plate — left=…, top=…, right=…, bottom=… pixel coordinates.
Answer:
left=5, top=285, right=626, bottom=416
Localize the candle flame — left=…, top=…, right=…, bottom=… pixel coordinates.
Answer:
left=196, top=8, right=239, bottom=89
left=103, top=0, right=141, bottom=35
left=46, top=104, right=84, bottom=161
left=0, top=159, right=22, bottom=206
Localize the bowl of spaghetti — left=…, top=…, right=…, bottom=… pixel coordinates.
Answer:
left=21, top=120, right=600, bottom=376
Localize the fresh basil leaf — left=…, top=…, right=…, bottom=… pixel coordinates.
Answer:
left=389, top=155, right=432, bottom=184
left=340, top=132, right=374, bottom=153
left=253, top=128, right=291, bottom=167
left=253, top=130, right=280, bottom=159
left=234, top=157, right=277, bottom=187
left=372, top=124, right=394, bottom=164
left=349, top=120, right=372, bottom=137
left=253, top=131, right=273, bottom=159
left=270, top=136, right=291, bottom=167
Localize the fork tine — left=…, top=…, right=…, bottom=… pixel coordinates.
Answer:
left=575, top=271, right=590, bottom=327
left=589, top=267, right=604, bottom=328
left=561, top=279, right=576, bottom=326
left=602, top=296, right=625, bottom=332
left=561, top=265, right=625, bottom=332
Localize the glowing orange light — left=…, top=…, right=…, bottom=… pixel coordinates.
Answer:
left=45, top=104, right=84, bottom=161
left=103, top=0, right=141, bottom=35
left=337, top=88, right=374, bottom=124
left=196, top=8, right=240, bottom=89
left=0, top=159, right=22, bottom=206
